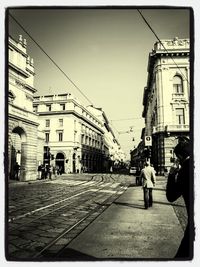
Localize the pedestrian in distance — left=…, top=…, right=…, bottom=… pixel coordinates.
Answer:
left=14, top=162, right=20, bottom=180
left=55, top=165, right=59, bottom=176
left=59, top=166, right=62, bottom=175
left=46, top=164, right=52, bottom=179
left=140, top=162, right=156, bottom=209
left=41, top=164, right=45, bottom=179
left=166, top=136, right=193, bottom=259
left=53, top=166, right=57, bottom=178
left=37, top=164, right=42, bottom=179
left=44, top=165, right=48, bottom=179
left=48, top=165, right=53, bottom=180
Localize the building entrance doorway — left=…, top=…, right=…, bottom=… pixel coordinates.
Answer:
left=55, top=153, right=65, bottom=174
left=10, top=127, right=26, bottom=180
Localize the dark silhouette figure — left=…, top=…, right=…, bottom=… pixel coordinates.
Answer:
left=41, top=164, right=45, bottom=179
left=14, top=162, right=20, bottom=180
left=166, top=136, right=193, bottom=259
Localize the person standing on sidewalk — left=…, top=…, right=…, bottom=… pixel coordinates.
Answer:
left=140, top=162, right=156, bottom=209
left=37, top=164, right=42, bottom=180
left=48, top=165, right=53, bottom=180
left=14, top=162, right=20, bottom=180
left=166, top=137, right=193, bottom=259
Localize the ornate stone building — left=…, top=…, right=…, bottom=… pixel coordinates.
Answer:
left=8, top=35, right=44, bottom=181
left=33, top=94, right=107, bottom=173
left=142, top=37, right=190, bottom=174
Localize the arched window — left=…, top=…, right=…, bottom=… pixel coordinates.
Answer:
left=173, top=75, right=183, bottom=94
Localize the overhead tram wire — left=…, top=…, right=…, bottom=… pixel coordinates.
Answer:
left=137, top=9, right=190, bottom=86
left=9, top=13, right=93, bottom=106
left=110, top=117, right=143, bottom=122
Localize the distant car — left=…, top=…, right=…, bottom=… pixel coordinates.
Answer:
left=129, top=167, right=137, bottom=175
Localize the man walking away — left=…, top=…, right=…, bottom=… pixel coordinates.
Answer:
left=140, top=162, right=156, bottom=209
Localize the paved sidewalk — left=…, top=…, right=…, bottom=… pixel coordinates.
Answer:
left=59, top=176, right=184, bottom=260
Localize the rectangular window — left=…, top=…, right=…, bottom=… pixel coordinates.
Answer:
left=173, top=76, right=183, bottom=94
left=81, top=134, right=84, bottom=144
left=58, top=132, right=63, bottom=142
left=59, top=119, right=63, bottom=127
left=85, top=136, right=88, bottom=145
left=176, top=108, right=185, bottom=124
left=45, top=133, right=49, bottom=143
left=46, top=119, right=50, bottom=127
left=46, top=104, right=51, bottom=111
left=60, top=104, right=65, bottom=110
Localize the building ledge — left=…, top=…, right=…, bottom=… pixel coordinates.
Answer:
left=9, top=62, right=30, bottom=78
left=152, top=124, right=189, bottom=134
left=165, top=124, right=189, bottom=132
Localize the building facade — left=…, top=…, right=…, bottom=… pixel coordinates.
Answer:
left=87, top=106, right=126, bottom=171
left=33, top=94, right=108, bottom=173
left=142, top=37, right=190, bottom=174
left=8, top=35, right=44, bottom=181
left=130, top=140, right=145, bottom=171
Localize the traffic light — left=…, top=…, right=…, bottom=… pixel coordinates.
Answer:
left=148, top=148, right=152, bottom=158
left=143, top=148, right=148, bottom=158
left=143, top=148, right=152, bottom=158
left=51, top=154, right=54, bottom=160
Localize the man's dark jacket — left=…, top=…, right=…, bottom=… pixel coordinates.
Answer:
left=166, top=158, right=193, bottom=259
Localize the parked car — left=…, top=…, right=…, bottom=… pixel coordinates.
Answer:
left=129, top=167, right=137, bottom=175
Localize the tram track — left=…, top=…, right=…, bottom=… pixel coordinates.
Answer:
left=8, top=174, right=130, bottom=259
left=8, top=177, right=102, bottom=221
left=33, top=184, right=128, bottom=259
left=9, top=179, right=105, bottom=226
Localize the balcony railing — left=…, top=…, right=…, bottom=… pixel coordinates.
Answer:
left=165, top=125, right=189, bottom=132
left=152, top=124, right=189, bottom=134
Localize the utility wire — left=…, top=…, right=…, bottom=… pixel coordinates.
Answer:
left=137, top=9, right=190, bottom=85
left=111, top=117, right=143, bottom=122
left=9, top=13, right=93, bottom=105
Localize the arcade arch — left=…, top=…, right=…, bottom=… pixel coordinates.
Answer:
left=10, top=126, right=27, bottom=180
left=55, top=152, right=65, bottom=174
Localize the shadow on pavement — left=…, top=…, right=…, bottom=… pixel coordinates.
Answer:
left=55, top=247, right=97, bottom=260
left=113, top=201, right=145, bottom=210
left=153, top=187, right=166, bottom=191
left=128, top=184, right=139, bottom=188
left=138, top=200, right=185, bottom=208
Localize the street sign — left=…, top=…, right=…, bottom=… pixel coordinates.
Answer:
left=145, top=136, right=152, bottom=146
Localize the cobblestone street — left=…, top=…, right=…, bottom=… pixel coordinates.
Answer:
left=6, top=173, right=188, bottom=260
left=7, top=173, right=133, bottom=259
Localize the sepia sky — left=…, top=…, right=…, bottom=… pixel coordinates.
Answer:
left=8, top=7, right=190, bottom=158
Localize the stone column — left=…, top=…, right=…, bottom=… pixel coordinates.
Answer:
left=21, top=142, right=37, bottom=181
left=156, top=67, right=164, bottom=129
left=8, top=134, right=12, bottom=179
